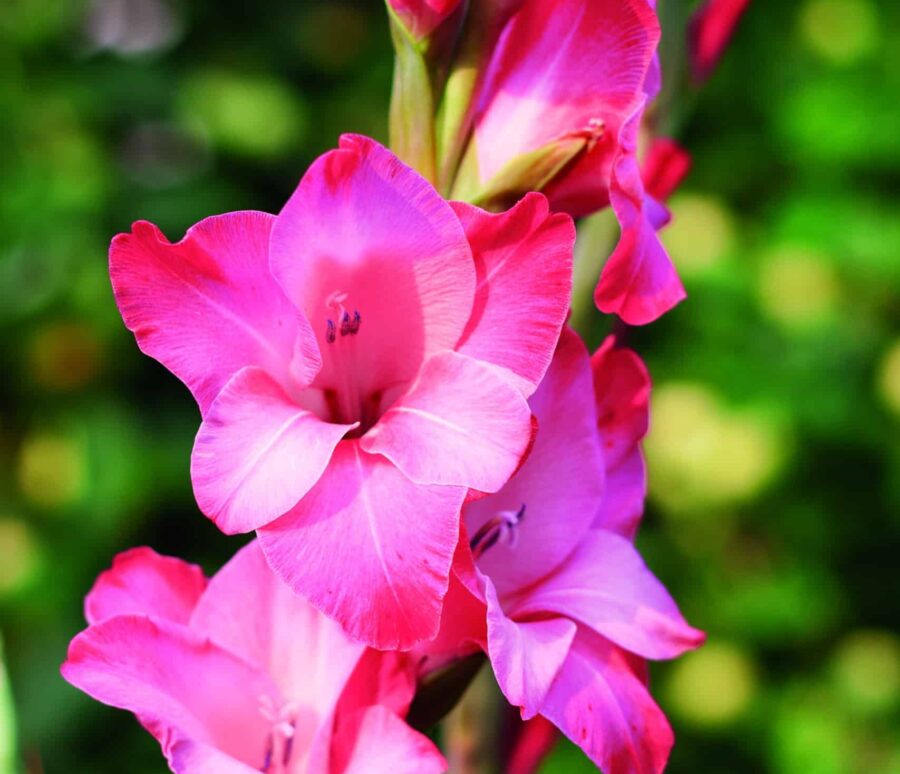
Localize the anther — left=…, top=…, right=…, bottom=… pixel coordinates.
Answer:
left=340, top=311, right=352, bottom=336
left=350, top=310, right=361, bottom=335
left=470, top=504, right=526, bottom=559
left=326, top=319, right=336, bottom=344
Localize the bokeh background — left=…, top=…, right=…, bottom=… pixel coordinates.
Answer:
left=0, top=0, right=898, bottom=771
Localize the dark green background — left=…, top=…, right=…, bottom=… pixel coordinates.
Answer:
left=0, top=0, right=897, bottom=771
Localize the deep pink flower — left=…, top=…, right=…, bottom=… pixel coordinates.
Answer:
left=61, top=543, right=445, bottom=773
left=438, top=328, right=703, bottom=773
left=110, top=135, right=574, bottom=649
left=688, top=0, right=751, bottom=84
left=388, top=0, right=463, bottom=39
left=466, top=0, right=686, bottom=325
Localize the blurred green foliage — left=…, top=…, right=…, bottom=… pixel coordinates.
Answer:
left=0, top=0, right=897, bottom=772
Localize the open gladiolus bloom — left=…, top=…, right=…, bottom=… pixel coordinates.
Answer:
left=62, top=543, right=445, bottom=773
left=110, top=135, right=573, bottom=649
left=422, top=328, right=704, bottom=773
left=54, top=0, right=755, bottom=766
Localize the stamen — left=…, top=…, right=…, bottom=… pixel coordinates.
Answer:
left=470, top=504, right=526, bottom=559
left=259, top=698, right=299, bottom=773
left=326, top=319, right=336, bottom=344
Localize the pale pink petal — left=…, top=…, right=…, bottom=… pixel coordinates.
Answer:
left=61, top=615, right=279, bottom=770
left=541, top=630, right=673, bottom=774
left=474, top=0, right=659, bottom=184
left=336, top=706, right=447, bottom=774
left=110, top=212, right=317, bottom=416
left=465, top=328, right=604, bottom=594
left=191, top=367, right=354, bottom=534
left=361, top=351, right=533, bottom=493
left=257, top=441, right=464, bottom=650
left=270, top=135, right=475, bottom=404
left=190, top=541, right=364, bottom=719
left=513, top=531, right=705, bottom=660
left=388, top=0, right=463, bottom=39
left=85, top=547, right=206, bottom=626
left=485, top=577, right=577, bottom=719
left=595, top=106, right=686, bottom=325
left=451, top=194, right=575, bottom=397
left=166, top=740, right=259, bottom=774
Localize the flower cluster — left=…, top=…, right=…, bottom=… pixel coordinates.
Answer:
left=62, top=0, right=749, bottom=771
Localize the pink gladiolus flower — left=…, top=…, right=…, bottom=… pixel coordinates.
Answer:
left=61, top=542, right=446, bottom=773
left=468, top=0, right=686, bottom=325
left=388, top=0, right=463, bottom=39
left=689, top=0, right=752, bottom=84
left=440, top=328, right=704, bottom=773
left=109, top=135, right=573, bottom=649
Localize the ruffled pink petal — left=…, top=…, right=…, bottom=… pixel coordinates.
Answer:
left=451, top=194, right=574, bottom=397
left=592, top=336, right=651, bottom=536
left=595, top=105, right=686, bottom=325
left=336, top=706, right=447, bottom=774
left=189, top=541, right=364, bottom=719
left=110, top=212, right=317, bottom=416
left=85, top=547, right=206, bottom=626
left=361, top=351, right=533, bottom=493
left=474, top=0, right=659, bottom=184
left=191, top=367, right=354, bottom=534
left=541, top=630, right=673, bottom=774
left=466, top=328, right=604, bottom=594
left=270, top=135, right=475, bottom=403
left=484, top=577, right=577, bottom=719
left=513, top=530, right=705, bottom=660
left=388, top=0, right=463, bottom=39
left=61, top=615, right=279, bottom=770
left=257, top=441, right=465, bottom=650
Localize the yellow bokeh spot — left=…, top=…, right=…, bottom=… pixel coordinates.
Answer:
left=666, top=641, right=758, bottom=727
left=799, top=0, right=880, bottom=64
left=646, top=384, right=787, bottom=514
left=16, top=433, right=86, bottom=509
left=876, top=340, right=900, bottom=418
left=662, top=194, right=736, bottom=276
left=0, top=518, right=41, bottom=596
left=831, top=630, right=900, bottom=714
left=757, top=246, right=840, bottom=329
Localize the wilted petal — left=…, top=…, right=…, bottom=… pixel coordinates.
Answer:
left=451, top=194, right=574, bottom=397
left=110, top=212, right=316, bottom=415
left=257, top=441, right=464, bottom=650
left=361, top=350, right=533, bottom=493
left=191, top=367, right=354, bottom=534
left=85, top=547, right=206, bottom=626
